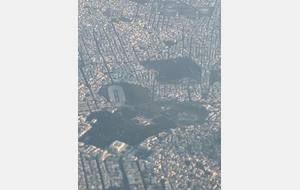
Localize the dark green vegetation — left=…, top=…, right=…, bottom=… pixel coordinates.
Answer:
left=209, top=70, right=221, bottom=85
left=134, top=106, right=158, bottom=119
left=97, top=83, right=151, bottom=105
left=185, top=160, right=191, bottom=166
left=175, top=103, right=207, bottom=116
left=170, top=103, right=208, bottom=125
left=106, top=187, right=123, bottom=190
left=79, top=107, right=177, bottom=148
left=129, top=0, right=149, bottom=5
left=110, top=18, right=120, bottom=24
left=140, top=57, right=202, bottom=84
left=119, top=83, right=151, bottom=105
left=196, top=161, right=205, bottom=170
left=119, top=17, right=132, bottom=23
left=177, top=3, right=197, bottom=19
left=141, top=101, right=208, bottom=125
left=198, top=7, right=214, bottom=18
left=92, top=84, right=208, bottom=149
left=97, top=86, right=110, bottom=101
left=164, top=40, right=177, bottom=47
left=110, top=17, right=132, bottom=24
left=156, top=1, right=197, bottom=19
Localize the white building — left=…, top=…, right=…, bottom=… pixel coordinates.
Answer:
left=109, top=140, right=127, bottom=153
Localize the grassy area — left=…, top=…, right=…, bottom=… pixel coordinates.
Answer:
left=118, top=82, right=151, bottom=105
left=134, top=106, right=158, bottom=119
left=140, top=57, right=202, bottom=84
left=129, top=0, right=149, bottom=5
left=173, top=103, right=208, bottom=124
left=79, top=107, right=177, bottom=148
left=164, top=40, right=177, bottom=47
left=210, top=70, right=221, bottom=85
left=97, top=86, right=110, bottom=101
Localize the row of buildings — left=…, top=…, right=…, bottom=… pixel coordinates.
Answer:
left=78, top=0, right=221, bottom=115
left=78, top=121, right=221, bottom=189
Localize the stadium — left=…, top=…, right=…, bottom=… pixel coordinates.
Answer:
left=108, top=85, right=126, bottom=107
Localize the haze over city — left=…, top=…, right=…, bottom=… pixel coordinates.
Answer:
left=78, top=0, right=221, bottom=189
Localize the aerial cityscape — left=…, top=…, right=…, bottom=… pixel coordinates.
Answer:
left=78, top=0, right=221, bottom=189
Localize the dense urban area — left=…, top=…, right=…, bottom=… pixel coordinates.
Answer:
left=78, top=0, right=221, bottom=189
